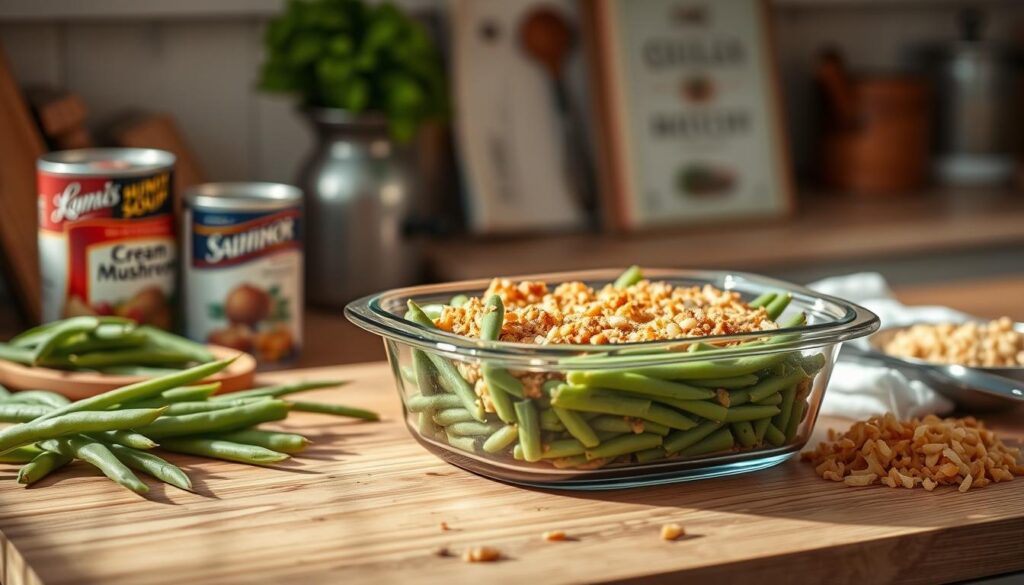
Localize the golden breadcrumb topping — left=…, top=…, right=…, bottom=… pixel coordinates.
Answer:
left=434, top=278, right=776, bottom=345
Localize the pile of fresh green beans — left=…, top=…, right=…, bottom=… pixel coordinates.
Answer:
left=0, top=360, right=378, bottom=495
left=0, top=317, right=215, bottom=372
left=401, top=266, right=827, bottom=470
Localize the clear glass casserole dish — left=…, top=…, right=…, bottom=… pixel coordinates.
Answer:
left=345, top=268, right=879, bottom=489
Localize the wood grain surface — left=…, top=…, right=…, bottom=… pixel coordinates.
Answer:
left=0, top=362, right=1022, bottom=585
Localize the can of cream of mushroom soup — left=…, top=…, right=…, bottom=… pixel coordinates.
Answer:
left=183, top=183, right=303, bottom=365
left=37, top=148, right=177, bottom=328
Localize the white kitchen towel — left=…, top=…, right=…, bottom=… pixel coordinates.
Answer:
left=807, top=272, right=960, bottom=419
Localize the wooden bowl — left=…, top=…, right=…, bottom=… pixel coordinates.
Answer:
left=0, top=345, right=256, bottom=400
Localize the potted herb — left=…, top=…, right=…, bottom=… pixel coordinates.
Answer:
left=259, top=0, right=447, bottom=307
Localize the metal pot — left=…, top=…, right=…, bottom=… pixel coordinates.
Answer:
left=298, top=107, right=418, bottom=308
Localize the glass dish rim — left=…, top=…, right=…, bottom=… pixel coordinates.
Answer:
left=344, top=268, right=880, bottom=363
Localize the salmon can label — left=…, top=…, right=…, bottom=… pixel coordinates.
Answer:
left=184, top=183, right=303, bottom=365
left=37, top=149, right=177, bottom=328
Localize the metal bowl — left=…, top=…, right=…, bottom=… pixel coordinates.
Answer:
left=866, top=323, right=1024, bottom=412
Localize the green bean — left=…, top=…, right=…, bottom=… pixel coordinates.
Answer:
left=539, top=408, right=566, bottom=432
left=0, top=342, right=33, bottom=365
left=689, top=375, right=759, bottom=389
left=418, top=412, right=442, bottom=439
left=96, top=430, right=158, bottom=450
left=550, top=386, right=651, bottom=418
left=642, top=404, right=697, bottom=431
left=541, top=438, right=586, bottom=459
left=663, top=421, right=725, bottom=453
left=747, top=369, right=807, bottom=403
left=589, top=415, right=637, bottom=434
left=723, top=405, right=780, bottom=422
left=4, top=390, right=71, bottom=407
left=732, top=421, right=757, bottom=448
left=794, top=352, right=827, bottom=375
left=11, top=316, right=133, bottom=347
left=210, top=380, right=346, bottom=402
left=0, top=403, right=51, bottom=423
left=407, top=393, right=463, bottom=413
left=0, top=446, right=43, bottom=464
left=753, top=393, right=782, bottom=406
left=136, top=325, right=215, bottom=363
left=785, top=400, right=808, bottom=443
left=764, top=293, right=793, bottom=321
left=446, top=431, right=479, bottom=454
left=550, top=454, right=590, bottom=468
left=41, top=435, right=149, bottom=494
left=287, top=401, right=380, bottom=421
left=656, top=397, right=728, bottom=422
left=482, top=424, right=519, bottom=453
left=38, top=359, right=232, bottom=422
left=483, top=366, right=525, bottom=398
left=771, top=387, right=796, bottom=432
left=68, top=348, right=194, bottom=369
left=764, top=423, right=786, bottom=446
left=752, top=417, right=772, bottom=442
left=635, top=447, right=667, bottom=463
left=447, top=421, right=503, bottom=436
left=216, top=429, right=310, bottom=455
left=17, top=451, right=72, bottom=485
left=632, top=351, right=790, bottom=381
left=96, top=365, right=182, bottom=376
left=159, top=437, right=289, bottom=465
left=0, top=384, right=9, bottom=398
left=53, top=330, right=149, bottom=356
left=681, top=427, right=734, bottom=456
left=487, top=381, right=518, bottom=425
left=514, top=400, right=542, bottom=462
left=450, top=294, right=469, bottom=308
left=30, top=317, right=104, bottom=365
left=412, top=349, right=439, bottom=397
left=595, top=429, right=625, bottom=442
left=748, top=292, right=777, bottom=308
left=108, top=444, right=192, bottom=492
left=129, top=382, right=222, bottom=407
left=567, top=371, right=714, bottom=401
left=161, top=401, right=239, bottom=416
left=406, top=301, right=485, bottom=421
left=613, top=265, right=643, bottom=288
left=0, top=408, right=165, bottom=454
left=585, top=433, right=661, bottom=460
left=687, top=342, right=714, bottom=353
left=433, top=408, right=477, bottom=426
left=140, top=401, right=289, bottom=439
left=552, top=407, right=600, bottom=448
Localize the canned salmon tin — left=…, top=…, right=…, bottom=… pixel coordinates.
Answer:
left=184, top=183, right=303, bottom=365
left=37, top=148, right=177, bottom=328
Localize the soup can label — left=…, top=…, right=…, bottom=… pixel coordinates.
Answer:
left=184, top=184, right=303, bottom=365
left=37, top=149, right=177, bottom=328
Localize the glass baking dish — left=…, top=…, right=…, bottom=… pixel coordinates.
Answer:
left=345, top=268, right=879, bottom=489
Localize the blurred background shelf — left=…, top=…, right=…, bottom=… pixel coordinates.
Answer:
left=425, top=188, right=1024, bottom=285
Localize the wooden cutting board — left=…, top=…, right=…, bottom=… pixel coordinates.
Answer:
left=0, top=361, right=1021, bottom=585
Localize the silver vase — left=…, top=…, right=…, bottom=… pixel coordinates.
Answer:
left=298, top=107, right=417, bottom=308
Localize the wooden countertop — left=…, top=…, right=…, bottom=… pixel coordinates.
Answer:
left=425, top=189, right=1024, bottom=281
left=1, top=362, right=1021, bottom=585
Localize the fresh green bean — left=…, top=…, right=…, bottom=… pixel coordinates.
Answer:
left=642, top=404, right=697, bottom=431
left=17, top=451, right=72, bottom=485
left=53, top=330, right=149, bottom=356
left=30, top=317, right=104, bottom=365
left=68, top=348, right=194, bottom=369
left=550, top=386, right=651, bottom=418
left=287, top=401, right=380, bottom=421
left=4, top=390, right=71, bottom=407
left=748, top=292, right=777, bottom=308
left=552, top=407, right=600, bottom=448
left=0, top=342, right=33, bottom=365
left=0, top=403, right=51, bottom=423
left=723, top=405, right=780, bottom=422
left=0, top=446, right=43, bottom=463
left=158, top=437, right=289, bottom=465
left=210, top=380, right=346, bottom=402
left=663, top=421, right=725, bottom=453
left=482, top=424, right=519, bottom=453
left=656, top=397, right=728, bottom=422
left=764, top=423, right=786, bottom=446
left=38, top=359, right=232, bottom=422
left=764, top=293, right=793, bottom=321
left=433, top=408, right=478, bottom=426
left=447, top=421, right=503, bottom=436
left=445, top=432, right=479, bottom=454
left=212, top=429, right=310, bottom=454
left=514, top=400, right=542, bottom=462
left=613, top=265, right=643, bottom=288
left=140, top=401, right=289, bottom=439
left=41, top=436, right=149, bottom=494
left=0, top=408, right=165, bottom=454
left=681, top=427, right=734, bottom=456
left=635, top=447, right=667, bottom=463
left=585, top=433, right=661, bottom=460
left=406, top=393, right=463, bottom=412
left=137, top=325, right=215, bottom=363
left=732, top=421, right=757, bottom=448
left=96, top=365, right=183, bottom=376
left=689, top=375, right=759, bottom=389
left=11, top=316, right=132, bottom=347
left=539, top=408, right=566, bottom=432
left=540, top=438, right=586, bottom=459
left=567, top=371, right=715, bottom=401
left=450, top=294, right=469, bottom=308
left=129, top=382, right=222, bottom=407
left=406, top=301, right=485, bottom=421
left=108, top=444, right=192, bottom=492
left=96, top=430, right=158, bottom=450
left=161, top=401, right=239, bottom=416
